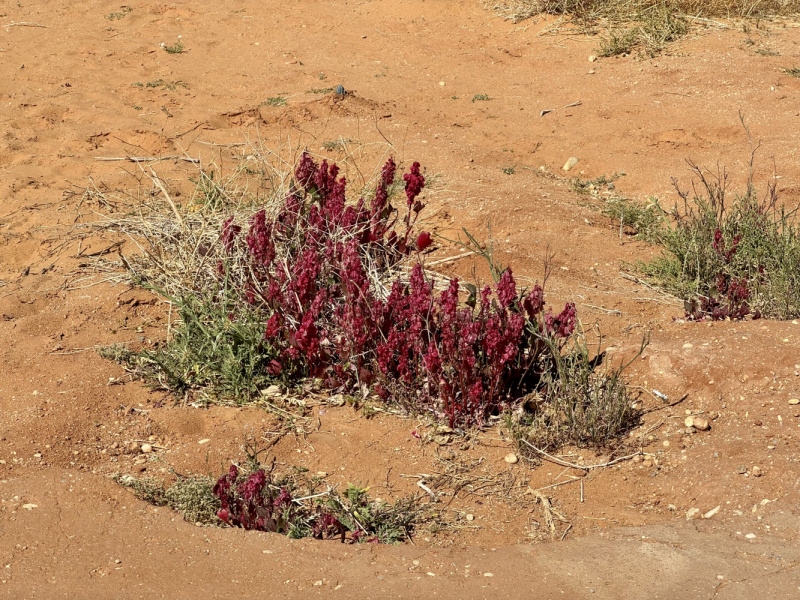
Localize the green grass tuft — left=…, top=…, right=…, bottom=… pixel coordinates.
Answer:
left=601, top=196, right=665, bottom=242
left=261, top=96, right=288, bottom=107
left=165, top=477, right=220, bottom=524
left=599, top=6, right=687, bottom=57
left=105, top=7, right=133, bottom=21
left=506, top=334, right=646, bottom=461
left=99, top=289, right=283, bottom=404
left=164, top=41, right=185, bottom=54
left=145, top=79, right=187, bottom=91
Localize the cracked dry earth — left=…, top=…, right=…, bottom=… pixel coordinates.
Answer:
left=2, top=0, right=800, bottom=598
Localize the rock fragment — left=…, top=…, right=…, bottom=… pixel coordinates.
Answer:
left=562, top=157, right=579, bottom=172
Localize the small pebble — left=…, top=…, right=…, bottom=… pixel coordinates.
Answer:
left=316, top=471, right=328, bottom=477
left=788, top=399, right=800, bottom=405
left=693, top=418, right=710, bottom=431
left=562, top=157, right=579, bottom=172
left=684, top=416, right=695, bottom=428
left=466, top=514, right=475, bottom=521
left=703, top=505, right=721, bottom=519
left=745, top=533, right=756, bottom=539
left=504, top=453, right=519, bottom=464
left=198, top=439, right=211, bottom=445
left=140, top=443, right=153, bottom=454
left=686, top=507, right=700, bottom=520
left=737, top=465, right=748, bottom=474
left=662, top=441, right=670, bottom=448
left=589, top=55, right=597, bottom=62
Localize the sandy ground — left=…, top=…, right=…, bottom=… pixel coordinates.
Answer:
left=2, top=0, right=800, bottom=597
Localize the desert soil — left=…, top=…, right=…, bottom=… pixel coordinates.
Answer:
left=2, top=1, right=800, bottom=598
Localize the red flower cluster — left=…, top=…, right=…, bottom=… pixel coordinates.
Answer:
left=373, top=264, right=574, bottom=426
left=685, top=228, right=754, bottom=321
left=213, top=465, right=345, bottom=539
left=213, top=465, right=297, bottom=531
left=713, top=228, right=741, bottom=264
left=218, top=153, right=580, bottom=425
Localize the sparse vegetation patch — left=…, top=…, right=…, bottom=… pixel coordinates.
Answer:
left=487, top=1, right=800, bottom=56
left=144, top=79, right=188, bottom=91
left=262, top=96, right=288, bottom=107
left=639, top=160, right=800, bottom=320
left=163, top=41, right=185, bottom=54
left=105, top=7, right=133, bottom=21
left=95, top=148, right=643, bottom=472
left=118, top=466, right=423, bottom=543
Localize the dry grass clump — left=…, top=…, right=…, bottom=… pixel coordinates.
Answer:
left=505, top=333, right=645, bottom=462
left=80, top=139, right=403, bottom=303
left=487, top=1, right=799, bottom=55
left=488, top=0, right=800, bottom=22
left=115, top=473, right=221, bottom=524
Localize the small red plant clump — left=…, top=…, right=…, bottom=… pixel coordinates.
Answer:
left=213, top=464, right=345, bottom=540
left=374, top=266, right=576, bottom=426
left=219, top=153, right=577, bottom=426
left=686, top=228, right=757, bottom=321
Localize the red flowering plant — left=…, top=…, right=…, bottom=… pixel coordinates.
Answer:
left=373, top=262, right=578, bottom=427
left=209, top=152, right=584, bottom=426
left=211, top=464, right=418, bottom=543
left=111, top=150, right=605, bottom=431
left=215, top=153, right=431, bottom=388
